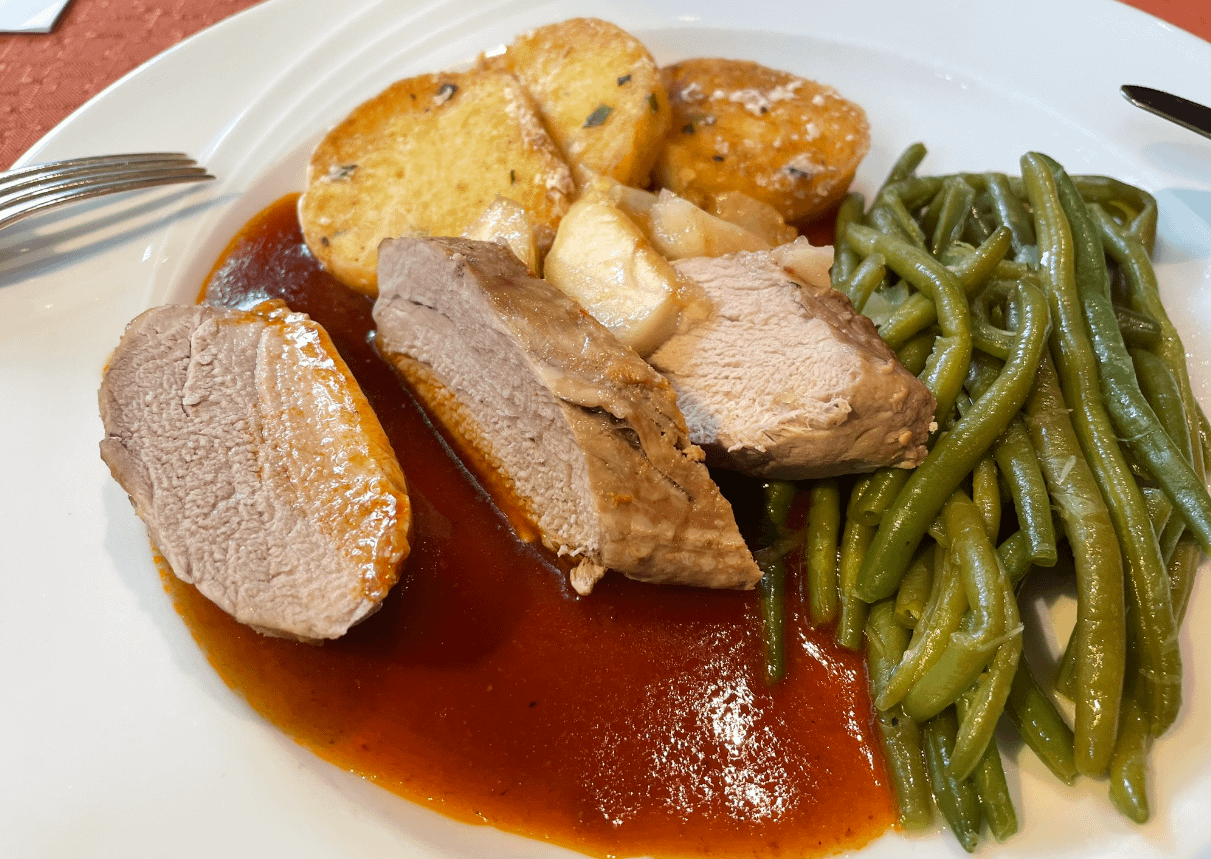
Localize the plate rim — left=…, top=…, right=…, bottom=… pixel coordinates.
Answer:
left=4, top=1, right=1211, bottom=858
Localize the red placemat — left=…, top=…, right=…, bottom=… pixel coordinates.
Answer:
left=0, top=0, right=1207, bottom=171
left=0, top=0, right=263, bottom=169
left=1128, top=0, right=1209, bottom=41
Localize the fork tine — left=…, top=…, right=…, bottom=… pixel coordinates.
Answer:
left=0, top=161, right=211, bottom=205
left=0, top=155, right=213, bottom=233
left=0, top=153, right=199, bottom=189
left=0, top=155, right=206, bottom=201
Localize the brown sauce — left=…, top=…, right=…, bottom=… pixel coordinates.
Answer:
left=167, top=193, right=895, bottom=858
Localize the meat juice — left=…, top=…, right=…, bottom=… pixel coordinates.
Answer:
left=167, top=194, right=895, bottom=858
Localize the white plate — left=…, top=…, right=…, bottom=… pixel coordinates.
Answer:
left=2, top=1, right=1210, bottom=857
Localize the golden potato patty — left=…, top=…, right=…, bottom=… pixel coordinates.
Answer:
left=487, top=18, right=671, bottom=189
left=299, top=68, right=574, bottom=296
left=654, top=58, right=869, bottom=224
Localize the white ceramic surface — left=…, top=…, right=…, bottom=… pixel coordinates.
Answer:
left=2, top=0, right=1210, bottom=857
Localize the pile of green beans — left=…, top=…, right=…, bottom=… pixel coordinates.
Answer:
left=754, top=144, right=1209, bottom=852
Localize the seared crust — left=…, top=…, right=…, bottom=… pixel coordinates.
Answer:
left=486, top=17, right=671, bottom=189
left=299, top=68, right=574, bottom=296
left=383, top=350, right=544, bottom=546
left=653, top=58, right=870, bottom=224
left=99, top=302, right=411, bottom=641
left=373, top=236, right=761, bottom=594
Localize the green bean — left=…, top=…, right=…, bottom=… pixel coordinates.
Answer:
left=862, top=278, right=910, bottom=324
left=894, top=544, right=935, bottom=629
left=880, top=142, right=928, bottom=191
left=880, top=297, right=946, bottom=352
left=1144, top=484, right=1191, bottom=561
left=923, top=708, right=982, bottom=852
left=985, top=172, right=1036, bottom=262
left=980, top=173, right=1111, bottom=212
left=919, top=182, right=946, bottom=241
left=1115, top=305, right=1162, bottom=348
left=970, top=287, right=1016, bottom=360
left=831, top=192, right=865, bottom=288
left=996, top=529, right=1033, bottom=588
left=1108, top=688, right=1152, bottom=823
left=1197, top=401, right=1211, bottom=481
left=804, top=479, right=841, bottom=626
left=851, top=469, right=907, bottom=528
left=964, top=349, right=1003, bottom=400
left=951, top=584, right=1021, bottom=780
left=990, top=258, right=1035, bottom=283
left=903, top=609, right=999, bottom=723
left=877, top=546, right=967, bottom=711
left=1005, top=659, right=1078, bottom=785
left=1127, top=206, right=1158, bottom=254
left=1055, top=626, right=1078, bottom=701
left=1051, top=173, right=1211, bottom=558
left=960, top=205, right=994, bottom=247
left=1131, top=346, right=1195, bottom=478
left=949, top=226, right=1015, bottom=292
left=836, top=487, right=875, bottom=651
left=1023, top=352, right=1125, bottom=775
left=1140, top=484, right=1174, bottom=542
left=756, top=554, right=786, bottom=684
left=868, top=597, right=906, bottom=697
left=992, top=417, right=1058, bottom=566
left=823, top=157, right=1203, bottom=850
left=944, top=496, right=1022, bottom=775
left=878, top=228, right=1010, bottom=351
left=882, top=174, right=947, bottom=211
left=950, top=171, right=1158, bottom=253
left=1169, top=534, right=1201, bottom=626
left=869, top=194, right=927, bottom=248
left=1022, top=153, right=1179, bottom=737
left=931, top=176, right=978, bottom=257
left=874, top=708, right=935, bottom=832
left=972, top=749, right=1017, bottom=842
left=855, top=277, right=1048, bottom=603
left=764, top=479, right=797, bottom=531
left=844, top=471, right=915, bottom=564
left=956, top=172, right=1013, bottom=197
left=896, top=330, right=936, bottom=377
left=879, top=296, right=947, bottom=352
left=972, top=454, right=1000, bottom=538
left=1073, top=174, right=1158, bottom=253
left=1097, top=207, right=1206, bottom=488
left=1158, top=499, right=1189, bottom=567
left=866, top=599, right=935, bottom=831
left=902, top=493, right=1009, bottom=724
left=756, top=480, right=796, bottom=684
left=957, top=690, right=1018, bottom=841
left=1132, top=346, right=1196, bottom=562
left=842, top=251, right=886, bottom=313
left=836, top=158, right=1197, bottom=844
left=845, top=223, right=972, bottom=424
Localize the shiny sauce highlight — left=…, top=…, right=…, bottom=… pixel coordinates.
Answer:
left=167, top=194, right=895, bottom=858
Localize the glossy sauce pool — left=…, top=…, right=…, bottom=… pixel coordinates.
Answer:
left=166, top=194, right=896, bottom=859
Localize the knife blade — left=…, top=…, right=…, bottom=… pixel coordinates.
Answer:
left=1122, top=85, right=1211, bottom=141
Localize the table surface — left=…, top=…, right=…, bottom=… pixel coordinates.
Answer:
left=0, top=0, right=1207, bottom=170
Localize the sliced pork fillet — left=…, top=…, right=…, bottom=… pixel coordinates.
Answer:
left=373, top=236, right=759, bottom=595
left=648, top=243, right=936, bottom=478
left=99, top=301, right=412, bottom=641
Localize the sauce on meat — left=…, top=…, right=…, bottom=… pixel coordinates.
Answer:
left=166, top=194, right=895, bottom=859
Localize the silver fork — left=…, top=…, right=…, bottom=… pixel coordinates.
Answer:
left=0, top=152, right=214, bottom=232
